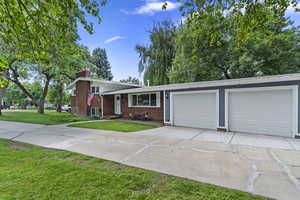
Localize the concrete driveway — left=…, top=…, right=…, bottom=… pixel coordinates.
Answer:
left=1, top=121, right=300, bottom=200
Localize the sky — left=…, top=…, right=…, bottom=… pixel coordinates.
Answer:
left=78, top=0, right=300, bottom=81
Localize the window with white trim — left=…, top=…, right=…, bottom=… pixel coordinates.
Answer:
left=91, top=86, right=100, bottom=94
left=91, top=107, right=100, bottom=117
left=128, top=92, right=160, bottom=107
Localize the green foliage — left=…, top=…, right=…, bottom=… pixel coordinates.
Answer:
left=0, top=111, right=92, bottom=125
left=0, top=0, right=104, bottom=98
left=0, top=0, right=106, bottom=60
left=60, top=45, right=96, bottom=80
left=69, top=121, right=159, bottom=132
left=47, top=84, right=69, bottom=106
left=136, top=21, right=177, bottom=86
left=3, top=82, right=43, bottom=108
left=169, top=9, right=300, bottom=83
left=91, top=47, right=113, bottom=80
left=175, top=0, right=299, bottom=43
left=120, top=76, right=140, bottom=85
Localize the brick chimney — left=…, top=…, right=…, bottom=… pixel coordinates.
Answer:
left=76, top=70, right=91, bottom=78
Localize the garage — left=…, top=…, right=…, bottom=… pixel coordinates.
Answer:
left=226, top=86, right=297, bottom=137
left=171, top=91, right=218, bottom=129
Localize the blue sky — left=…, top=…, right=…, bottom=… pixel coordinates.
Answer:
left=78, top=0, right=300, bottom=81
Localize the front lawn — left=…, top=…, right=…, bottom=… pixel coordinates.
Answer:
left=0, top=139, right=269, bottom=200
left=0, top=111, right=93, bottom=125
left=69, top=121, right=159, bottom=132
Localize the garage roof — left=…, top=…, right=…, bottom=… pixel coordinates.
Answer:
left=103, top=73, right=300, bottom=95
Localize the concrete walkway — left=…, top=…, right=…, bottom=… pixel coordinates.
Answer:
left=1, top=121, right=300, bottom=200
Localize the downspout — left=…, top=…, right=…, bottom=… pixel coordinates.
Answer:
left=101, top=95, right=104, bottom=118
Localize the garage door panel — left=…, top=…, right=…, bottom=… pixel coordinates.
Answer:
left=173, top=92, right=217, bottom=129
left=228, top=89, right=293, bottom=137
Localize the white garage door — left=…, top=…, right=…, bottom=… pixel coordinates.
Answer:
left=228, top=88, right=295, bottom=137
left=172, top=92, right=217, bottom=129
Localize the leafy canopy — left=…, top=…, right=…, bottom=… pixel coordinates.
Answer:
left=166, top=0, right=299, bottom=42
left=0, top=0, right=106, bottom=60
left=91, top=48, right=113, bottom=80
left=136, top=21, right=177, bottom=86
left=169, top=8, right=300, bottom=83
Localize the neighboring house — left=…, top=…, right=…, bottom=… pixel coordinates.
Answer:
left=69, top=70, right=300, bottom=138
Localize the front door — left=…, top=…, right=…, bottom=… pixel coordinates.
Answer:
left=114, top=95, right=121, bottom=114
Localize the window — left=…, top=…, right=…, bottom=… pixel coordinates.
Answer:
left=71, top=89, right=76, bottom=96
left=91, top=107, right=100, bottom=117
left=91, top=86, right=100, bottom=94
left=138, top=94, right=149, bottom=106
left=150, top=94, right=156, bottom=106
left=129, top=93, right=160, bottom=107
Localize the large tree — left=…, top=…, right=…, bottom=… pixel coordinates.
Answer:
left=50, top=45, right=95, bottom=112
left=136, top=20, right=176, bottom=86
left=0, top=0, right=105, bottom=113
left=91, top=48, right=113, bottom=80
left=0, top=0, right=106, bottom=61
left=2, top=43, right=95, bottom=114
left=169, top=9, right=300, bottom=83
left=47, top=83, right=69, bottom=111
left=167, top=0, right=298, bottom=43
left=3, top=82, right=43, bottom=109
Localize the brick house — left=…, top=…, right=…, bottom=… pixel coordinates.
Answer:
left=69, top=70, right=300, bottom=138
left=69, top=71, right=163, bottom=121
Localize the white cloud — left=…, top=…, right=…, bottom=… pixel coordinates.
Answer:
left=286, top=4, right=300, bottom=15
left=104, top=36, right=124, bottom=44
left=120, top=9, right=130, bottom=15
left=122, top=0, right=180, bottom=15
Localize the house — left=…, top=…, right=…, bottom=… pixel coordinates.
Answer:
left=69, top=70, right=300, bottom=138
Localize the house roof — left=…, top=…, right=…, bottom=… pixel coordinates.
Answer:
left=67, top=77, right=141, bottom=89
left=103, top=73, right=300, bottom=95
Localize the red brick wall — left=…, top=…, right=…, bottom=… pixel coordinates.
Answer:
left=103, top=95, right=114, bottom=116
left=72, top=80, right=90, bottom=116
left=76, top=70, right=91, bottom=78
left=90, top=94, right=101, bottom=107
left=70, top=96, right=77, bottom=113
left=120, top=92, right=164, bottom=121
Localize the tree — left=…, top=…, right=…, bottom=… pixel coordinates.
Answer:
left=3, top=82, right=43, bottom=109
left=166, top=0, right=298, bottom=43
left=0, top=87, right=5, bottom=115
left=136, top=21, right=176, bottom=86
left=0, top=0, right=106, bottom=63
left=120, top=77, right=140, bottom=85
left=52, top=45, right=95, bottom=112
left=0, top=63, right=8, bottom=115
left=47, top=83, right=69, bottom=111
left=91, top=48, right=113, bottom=80
left=0, top=0, right=105, bottom=113
left=169, top=9, right=300, bottom=83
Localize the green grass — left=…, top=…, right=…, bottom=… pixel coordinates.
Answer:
left=0, top=139, right=270, bottom=200
left=0, top=111, right=93, bottom=125
left=69, top=121, right=159, bottom=132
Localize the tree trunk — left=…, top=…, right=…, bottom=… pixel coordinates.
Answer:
left=56, top=81, right=63, bottom=112
left=38, top=99, right=45, bottom=114
left=37, top=76, right=51, bottom=114
left=13, top=79, right=38, bottom=106
left=0, top=97, right=2, bottom=116
left=7, top=63, right=53, bottom=114
left=0, top=88, right=5, bottom=116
